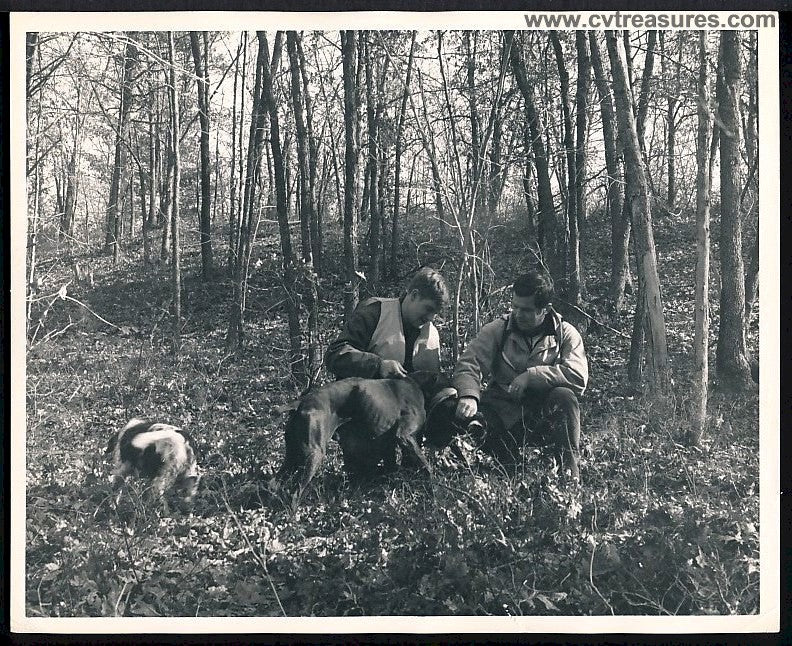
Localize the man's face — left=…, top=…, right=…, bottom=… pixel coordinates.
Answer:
left=402, top=291, right=440, bottom=328
left=511, top=294, right=549, bottom=333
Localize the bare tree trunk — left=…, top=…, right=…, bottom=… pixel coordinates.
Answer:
left=287, top=30, right=319, bottom=382
left=227, top=31, right=263, bottom=348
left=167, top=32, right=182, bottom=352
left=260, top=31, right=306, bottom=384
left=509, top=32, right=557, bottom=277
left=573, top=30, right=590, bottom=301
left=190, top=31, right=214, bottom=279
left=391, top=31, right=416, bottom=279
left=624, top=30, right=658, bottom=381
left=715, top=31, right=752, bottom=389
left=341, top=30, right=360, bottom=319
left=690, top=31, right=713, bottom=446
left=550, top=31, right=576, bottom=301
left=228, top=34, right=243, bottom=275
left=105, top=36, right=138, bottom=263
left=589, top=32, right=627, bottom=315
left=743, top=32, right=759, bottom=327
left=607, top=30, right=671, bottom=398
left=295, top=34, right=321, bottom=276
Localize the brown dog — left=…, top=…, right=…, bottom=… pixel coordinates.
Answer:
left=274, top=371, right=452, bottom=500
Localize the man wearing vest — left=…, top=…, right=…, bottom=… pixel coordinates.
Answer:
left=325, top=267, right=449, bottom=380
left=452, top=271, right=588, bottom=481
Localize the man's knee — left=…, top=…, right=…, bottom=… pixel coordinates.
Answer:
left=545, top=387, right=579, bottom=414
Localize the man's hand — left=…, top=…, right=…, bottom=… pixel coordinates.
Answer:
left=379, top=359, right=408, bottom=378
left=455, top=396, right=478, bottom=419
left=507, top=371, right=534, bottom=399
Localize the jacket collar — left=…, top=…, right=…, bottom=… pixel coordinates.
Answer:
left=505, top=306, right=562, bottom=338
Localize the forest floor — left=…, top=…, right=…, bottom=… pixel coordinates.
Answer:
left=24, top=208, right=760, bottom=618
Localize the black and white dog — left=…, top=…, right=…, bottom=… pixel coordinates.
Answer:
left=106, top=418, right=201, bottom=509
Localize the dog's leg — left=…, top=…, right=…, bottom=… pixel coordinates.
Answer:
left=396, top=419, right=433, bottom=476
left=297, top=447, right=325, bottom=501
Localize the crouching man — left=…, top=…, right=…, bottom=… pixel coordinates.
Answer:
left=324, top=267, right=450, bottom=380
left=453, top=271, right=588, bottom=481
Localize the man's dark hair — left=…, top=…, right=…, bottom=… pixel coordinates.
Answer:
left=406, top=267, right=449, bottom=308
left=513, top=271, right=554, bottom=307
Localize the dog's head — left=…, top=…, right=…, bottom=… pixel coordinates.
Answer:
left=408, top=371, right=466, bottom=449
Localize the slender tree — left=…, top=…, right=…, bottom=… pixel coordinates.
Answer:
left=341, top=30, right=360, bottom=318
left=589, top=32, right=626, bottom=315
left=260, top=31, right=305, bottom=384
left=606, top=30, right=670, bottom=397
left=105, top=35, right=138, bottom=263
left=509, top=32, right=557, bottom=277
left=287, top=30, right=320, bottom=380
left=715, top=31, right=753, bottom=388
left=550, top=31, right=576, bottom=300
left=690, top=30, right=713, bottom=446
left=391, top=31, right=416, bottom=279
left=189, top=31, right=214, bottom=278
left=166, top=31, right=182, bottom=352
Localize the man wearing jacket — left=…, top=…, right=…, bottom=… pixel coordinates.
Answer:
left=453, top=271, right=588, bottom=480
left=325, top=267, right=449, bottom=380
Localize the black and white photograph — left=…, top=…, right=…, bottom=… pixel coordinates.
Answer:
left=9, top=9, right=780, bottom=633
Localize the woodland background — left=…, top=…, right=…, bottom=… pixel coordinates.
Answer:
left=24, top=28, right=761, bottom=617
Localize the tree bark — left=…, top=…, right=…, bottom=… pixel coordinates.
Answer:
left=341, top=30, right=360, bottom=319
left=260, top=31, right=306, bottom=384
left=287, top=30, right=319, bottom=382
left=690, top=31, right=712, bottom=446
left=105, top=36, right=138, bottom=263
left=550, top=31, right=576, bottom=300
left=167, top=32, right=182, bottom=352
left=573, top=30, right=590, bottom=302
left=715, top=31, right=752, bottom=388
left=589, top=32, right=627, bottom=315
left=391, top=31, right=416, bottom=279
left=509, top=32, right=557, bottom=278
left=189, top=31, right=214, bottom=279
left=606, top=30, right=671, bottom=397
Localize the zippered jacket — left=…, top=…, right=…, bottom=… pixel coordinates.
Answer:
left=452, top=307, right=588, bottom=404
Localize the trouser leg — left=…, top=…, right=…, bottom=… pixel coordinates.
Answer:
left=478, top=403, right=522, bottom=465
left=542, top=387, right=581, bottom=480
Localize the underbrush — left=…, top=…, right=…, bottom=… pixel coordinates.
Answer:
left=24, top=214, right=760, bottom=617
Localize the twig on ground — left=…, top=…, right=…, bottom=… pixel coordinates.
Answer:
left=63, top=294, right=122, bottom=331
left=219, top=478, right=286, bottom=617
left=588, top=540, right=615, bottom=615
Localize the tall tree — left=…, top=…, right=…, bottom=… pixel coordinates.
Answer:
left=550, top=31, right=576, bottom=301
left=287, top=30, right=320, bottom=381
left=260, top=31, right=306, bottom=384
left=390, top=31, right=416, bottom=279
left=573, top=30, right=591, bottom=301
left=166, top=31, right=182, bottom=352
left=606, top=30, right=671, bottom=398
left=341, top=30, right=360, bottom=318
left=227, top=31, right=266, bottom=348
left=589, top=32, right=626, bottom=315
left=690, top=30, right=713, bottom=446
left=715, top=31, right=752, bottom=388
left=189, top=31, right=214, bottom=279
left=105, top=35, right=138, bottom=263
left=509, top=32, right=557, bottom=277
